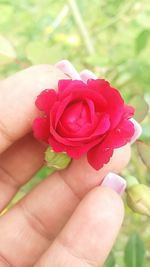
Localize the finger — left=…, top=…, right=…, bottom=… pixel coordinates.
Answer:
left=55, top=60, right=81, bottom=79
left=0, top=134, right=45, bottom=211
left=0, top=64, right=67, bottom=153
left=61, top=144, right=131, bottom=198
left=35, top=186, right=124, bottom=267
left=0, top=146, right=129, bottom=267
left=0, top=132, right=130, bottom=212
left=80, top=69, right=97, bottom=82
left=56, top=60, right=97, bottom=82
left=130, top=118, right=142, bottom=144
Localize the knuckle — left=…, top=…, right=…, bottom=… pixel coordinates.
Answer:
left=0, top=165, right=19, bottom=189
left=57, top=240, right=98, bottom=267
left=0, top=119, right=14, bottom=146
left=18, top=201, right=50, bottom=240
left=0, top=254, right=12, bottom=267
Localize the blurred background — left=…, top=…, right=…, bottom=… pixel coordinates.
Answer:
left=0, top=0, right=150, bottom=266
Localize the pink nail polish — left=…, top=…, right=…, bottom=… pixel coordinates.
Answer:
left=55, top=60, right=81, bottom=80
left=80, top=69, right=97, bottom=83
left=130, top=118, right=142, bottom=144
left=101, top=172, right=126, bottom=195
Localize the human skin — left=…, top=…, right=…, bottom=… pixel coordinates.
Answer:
left=0, top=64, right=131, bottom=267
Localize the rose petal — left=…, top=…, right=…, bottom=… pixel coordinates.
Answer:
left=60, top=101, right=84, bottom=132
left=33, top=117, right=50, bottom=142
left=87, top=144, right=113, bottom=170
left=48, top=136, right=67, bottom=153
left=87, top=79, right=109, bottom=91
left=58, top=80, right=86, bottom=98
left=51, top=95, right=73, bottom=129
left=65, top=113, right=110, bottom=140
left=123, top=104, right=135, bottom=119
left=66, top=136, right=103, bottom=158
left=105, top=119, right=135, bottom=148
left=49, top=132, right=101, bottom=159
left=49, top=139, right=99, bottom=159
left=87, top=79, right=124, bottom=128
left=92, top=113, right=110, bottom=136
left=56, top=121, right=78, bottom=137
left=35, top=89, right=57, bottom=114
left=58, top=80, right=73, bottom=93
left=50, top=112, right=85, bottom=146
left=71, top=89, right=107, bottom=110
left=101, top=88, right=124, bottom=129
left=33, top=78, right=135, bottom=167
left=50, top=93, right=106, bottom=145
left=87, top=119, right=134, bottom=170
left=58, top=80, right=107, bottom=109
left=86, top=98, right=95, bottom=122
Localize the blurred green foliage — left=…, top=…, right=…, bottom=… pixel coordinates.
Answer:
left=0, top=0, right=150, bottom=266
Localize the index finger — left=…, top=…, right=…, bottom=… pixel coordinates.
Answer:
left=0, top=64, right=67, bottom=153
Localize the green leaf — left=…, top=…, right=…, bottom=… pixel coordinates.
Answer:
left=135, top=30, right=150, bottom=54
left=104, top=251, right=115, bottom=267
left=26, top=41, right=65, bottom=64
left=137, top=141, right=150, bottom=169
left=0, top=35, right=16, bottom=65
left=141, top=115, right=150, bottom=141
left=124, top=233, right=146, bottom=267
left=129, top=95, right=149, bottom=123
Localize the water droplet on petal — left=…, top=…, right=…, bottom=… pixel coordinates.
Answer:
left=104, top=147, right=110, bottom=152
left=116, top=128, right=121, bottom=133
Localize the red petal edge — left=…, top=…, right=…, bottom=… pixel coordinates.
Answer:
left=35, top=89, right=57, bottom=114
left=33, top=117, right=50, bottom=143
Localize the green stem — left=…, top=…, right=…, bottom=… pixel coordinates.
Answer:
left=68, top=0, right=95, bottom=55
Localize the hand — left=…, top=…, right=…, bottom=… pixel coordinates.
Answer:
left=0, top=64, right=132, bottom=267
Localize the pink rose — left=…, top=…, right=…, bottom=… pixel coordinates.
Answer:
left=33, top=79, right=135, bottom=170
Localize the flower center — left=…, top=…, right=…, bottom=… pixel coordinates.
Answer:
left=60, top=101, right=91, bottom=133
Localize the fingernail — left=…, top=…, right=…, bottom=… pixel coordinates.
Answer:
left=55, top=60, right=81, bottom=80
left=130, top=118, right=142, bottom=144
left=101, top=172, right=126, bottom=195
left=80, top=69, right=97, bottom=83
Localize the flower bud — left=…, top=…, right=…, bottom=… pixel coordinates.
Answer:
left=45, top=147, right=71, bottom=170
left=126, top=184, right=150, bottom=217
